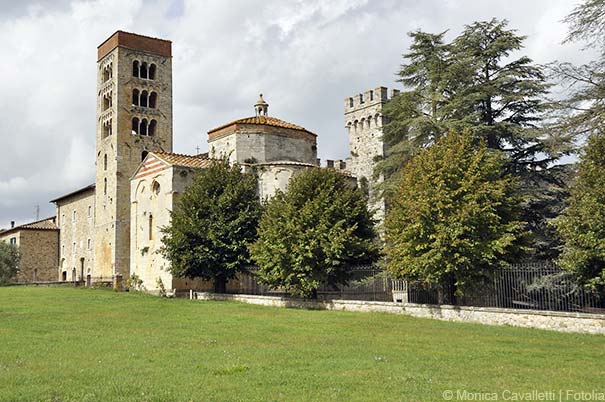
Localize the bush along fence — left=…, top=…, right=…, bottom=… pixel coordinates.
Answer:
left=209, top=263, right=605, bottom=315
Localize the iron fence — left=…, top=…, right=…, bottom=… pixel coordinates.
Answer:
left=403, top=262, right=605, bottom=313
left=227, top=265, right=393, bottom=302
left=187, top=263, right=604, bottom=314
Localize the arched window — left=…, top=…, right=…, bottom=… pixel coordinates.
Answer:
left=149, top=64, right=156, bottom=80
left=132, top=89, right=140, bottom=106
left=142, top=151, right=149, bottom=161
left=103, top=154, right=107, bottom=171
left=152, top=181, right=160, bottom=196
left=103, top=120, right=112, bottom=138
left=131, top=117, right=139, bottom=135
left=149, top=92, right=157, bottom=108
left=103, top=93, right=110, bottom=111
left=148, top=214, right=154, bottom=241
left=103, top=178, right=107, bottom=195
left=148, top=120, right=157, bottom=137
left=140, top=90, right=148, bottom=108
left=140, top=119, right=148, bottom=136
left=140, top=62, right=148, bottom=79
left=132, top=60, right=139, bottom=78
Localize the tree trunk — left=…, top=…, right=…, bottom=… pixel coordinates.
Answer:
left=310, top=288, right=318, bottom=300
left=213, top=275, right=227, bottom=293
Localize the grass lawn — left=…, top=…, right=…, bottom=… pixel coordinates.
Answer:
left=0, top=287, right=603, bottom=402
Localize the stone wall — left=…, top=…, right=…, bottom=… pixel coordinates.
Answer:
left=255, top=163, right=311, bottom=200
left=0, top=229, right=59, bottom=283
left=56, top=189, right=96, bottom=281
left=192, top=293, right=605, bottom=335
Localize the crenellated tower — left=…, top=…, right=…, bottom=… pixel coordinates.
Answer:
left=94, top=31, right=173, bottom=279
left=344, top=86, right=399, bottom=224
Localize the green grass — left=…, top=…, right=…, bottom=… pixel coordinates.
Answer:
left=0, top=287, right=603, bottom=402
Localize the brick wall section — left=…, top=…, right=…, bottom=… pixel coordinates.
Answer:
left=98, top=31, right=171, bottom=61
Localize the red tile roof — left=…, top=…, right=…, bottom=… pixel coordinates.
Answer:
left=208, top=115, right=317, bottom=136
left=153, top=152, right=213, bottom=169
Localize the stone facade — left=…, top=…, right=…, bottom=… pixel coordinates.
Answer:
left=208, top=121, right=317, bottom=166
left=52, top=186, right=96, bottom=281
left=345, top=86, right=398, bottom=224
left=254, top=161, right=315, bottom=200
left=0, top=218, right=59, bottom=283
left=94, top=31, right=173, bottom=280
left=130, top=152, right=213, bottom=291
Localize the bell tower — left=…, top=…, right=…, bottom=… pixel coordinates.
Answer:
left=94, top=31, right=173, bottom=279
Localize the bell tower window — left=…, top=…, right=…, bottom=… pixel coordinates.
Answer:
left=140, top=62, right=148, bottom=79
left=149, top=92, right=157, bottom=108
left=132, top=89, right=140, bottom=106
left=102, top=119, right=112, bottom=138
left=149, top=64, right=156, bottom=80
left=140, top=90, right=148, bottom=107
left=132, top=117, right=139, bottom=135
left=148, top=120, right=157, bottom=136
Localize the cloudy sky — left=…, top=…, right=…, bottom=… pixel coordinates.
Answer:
left=0, top=0, right=596, bottom=228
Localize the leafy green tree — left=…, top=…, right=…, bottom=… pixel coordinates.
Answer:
left=160, top=159, right=261, bottom=293
left=0, top=242, right=21, bottom=285
left=385, top=131, right=525, bottom=301
left=556, top=133, right=605, bottom=292
left=249, top=168, right=380, bottom=298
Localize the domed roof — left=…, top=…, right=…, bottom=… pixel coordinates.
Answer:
left=208, top=116, right=316, bottom=139
left=208, top=94, right=317, bottom=138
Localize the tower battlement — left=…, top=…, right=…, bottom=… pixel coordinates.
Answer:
left=344, top=87, right=400, bottom=114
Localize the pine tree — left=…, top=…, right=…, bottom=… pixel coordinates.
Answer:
left=160, top=159, right=261, bottom=293
left=378, top=19, right=561, bottom=259
left=385, top=131, right=525, bottom=300
left=249, top=168, right=380, bottom=298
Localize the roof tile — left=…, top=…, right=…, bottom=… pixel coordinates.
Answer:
left=208, top=115, right=316, bottom=136
left=153, top=152, right=213, bottom=169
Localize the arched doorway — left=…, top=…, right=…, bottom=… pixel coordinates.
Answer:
left=71, top=268, right=76, bottom=282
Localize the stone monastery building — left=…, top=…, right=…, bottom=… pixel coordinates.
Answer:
left=0, top=31, right=398, bottom=291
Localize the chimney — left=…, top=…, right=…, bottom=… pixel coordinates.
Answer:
left=10, top=221, right=15, bottom=229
